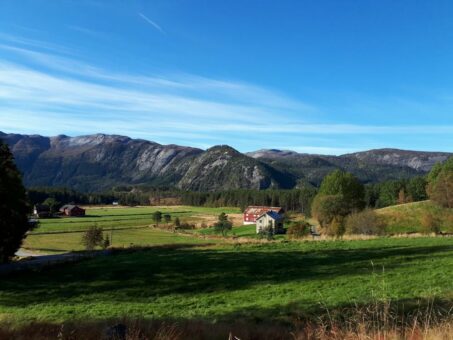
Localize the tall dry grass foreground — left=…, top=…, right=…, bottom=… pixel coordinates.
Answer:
left=0, top=299, right=452, bottom=340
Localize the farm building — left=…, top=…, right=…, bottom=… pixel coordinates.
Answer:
left=33, top=204, right=51, bottom=218
left=243, top=206, right=283, bottom=224
left=59, top=204, right=86, bottom=217
left=256, top=211, right=284, bottom=234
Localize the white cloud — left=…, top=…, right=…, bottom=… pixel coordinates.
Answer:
left=138, top=13, right=165, bottom=34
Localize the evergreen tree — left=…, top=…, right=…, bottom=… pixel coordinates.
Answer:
left=0, top=141, right=31, bottom=263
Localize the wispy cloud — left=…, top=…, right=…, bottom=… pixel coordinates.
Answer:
left=138, top=13, right=165, bottom=34
left=67, top=25, right=105, bottom=39
left=1, top=38, right=452, bottom=153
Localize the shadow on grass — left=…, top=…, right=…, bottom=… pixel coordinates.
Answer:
left=0, top=242, right=452, bottom=310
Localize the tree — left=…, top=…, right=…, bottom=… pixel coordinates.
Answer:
left=213, top=212, right=233, bottom=236
left=102, top=234, right=111, bottom=249
left=427, top=158, right=453, bottom=208
left=163, top=214, right=171, bottom=224
left=81, top=225, right=104, bottom=250
left=152, top=211, right=162, bottom=226
left=0, top=141, right=31, bottom=263
left=311, top=194, right=348, bottom=228
left=318, top=170, right=365, bottom=211
left=42, top=197, right=61, bottom=215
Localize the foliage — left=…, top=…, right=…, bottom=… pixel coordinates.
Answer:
left=81, top=225, right=104, bottom=250
left=365, top=176, right=428, bottom=208
left=345, top=209, right=385, bottom=235
left=318, top=170, right=365, bottom=210
left=326, top=216, right=346, bottom=237
left=427, top=157, right=453, bottom=208
left=420, top=212, right=441, bottom=234
left=311, top=194, right=348, bottom=228
left=152, top=211, right=162, bottom=226
left=287, top=221, right=311, bottom=239
left=213, top=212, right=233, bottom=236
left=163, top=214, right=171, bottom=223
left=102, top=234, right=111, bottom=249
left=0, top=141, right=31, bottom=263
left=42, top=197, right=61, bottom=214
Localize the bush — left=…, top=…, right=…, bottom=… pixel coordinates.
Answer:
left=345, top=209, right=386, bottom=235
left=176, top=222, right=196, bottom=230
left=326, top=216, right=345, bottom=237
left=420, top=212, right=441, bottom=234
left=287, top=221, right=311, bottom=239
left=81, top=225, right=104, bottom=250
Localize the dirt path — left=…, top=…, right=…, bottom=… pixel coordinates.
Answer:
left=0, top=249, right=111, bottom=276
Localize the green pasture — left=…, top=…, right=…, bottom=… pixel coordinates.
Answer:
left=2, top=237, right=453, bottom=324
left=33, top=206, right=241, bottom=233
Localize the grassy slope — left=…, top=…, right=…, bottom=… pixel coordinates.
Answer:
left=2, top=237, right=452, bottom=324
left=376, top=200, right=453, bottom=233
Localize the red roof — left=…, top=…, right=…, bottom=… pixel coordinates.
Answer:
left=244, top=206, right=282, bottom=215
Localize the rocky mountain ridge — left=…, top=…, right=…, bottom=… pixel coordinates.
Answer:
left=1, top=131, right=451, bottom=192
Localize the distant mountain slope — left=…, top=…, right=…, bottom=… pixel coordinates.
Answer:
left=1, top=131, right=450, bottom=191
left=247, top=148, right=452, bottom=186
left=0, top=132, right=291, bottom=192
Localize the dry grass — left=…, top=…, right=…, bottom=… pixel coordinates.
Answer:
left=1, top=300, right=452, bottom=339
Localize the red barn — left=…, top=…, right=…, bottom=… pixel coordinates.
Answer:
left=59, top=204, right=86, bottom=217
left=243, top=206, right=283, bottom=225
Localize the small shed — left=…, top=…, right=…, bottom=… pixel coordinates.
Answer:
left=256, top=211, right=284, bottom=234
left=59, top=204, right=86, bottom=217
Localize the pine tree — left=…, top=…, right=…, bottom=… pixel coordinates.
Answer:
left=0, top=141, right=31, bottom=263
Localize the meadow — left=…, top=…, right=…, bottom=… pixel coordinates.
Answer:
left=23, top=206, right=241, bottom=253
left=2, top=237, right=453, bottom=326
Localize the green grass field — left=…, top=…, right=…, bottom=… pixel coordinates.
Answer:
left=22, top=206, right=240, bottom=254
left=34, top=206, right=241, bottom=233
left=376, top=200, right=453, bottom=233
left=2, top=237, right=453, bottom=325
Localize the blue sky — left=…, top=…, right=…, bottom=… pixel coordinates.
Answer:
left=1, top=0, right=453, bottom=154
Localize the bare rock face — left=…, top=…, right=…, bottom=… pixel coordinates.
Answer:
left=1, top=131, right=450, bottom=192
left=177, top=145, right=279, bottom=191
left=343, top=149, right=452, bottom=172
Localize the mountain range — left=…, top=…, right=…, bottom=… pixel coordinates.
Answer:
left=1, top=131, right=451, bottom=192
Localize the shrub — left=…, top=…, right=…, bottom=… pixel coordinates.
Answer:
left=176, top=222, right=196, bottom=230
left=421, top=212, right=441, bottom=234
left=81, top=225, right=104, bottom=250
left=287, top=221, right=311, bottom=239
left=345, top=209, right=386, bottom=235
left=326, top=216, right=346, bottom=237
